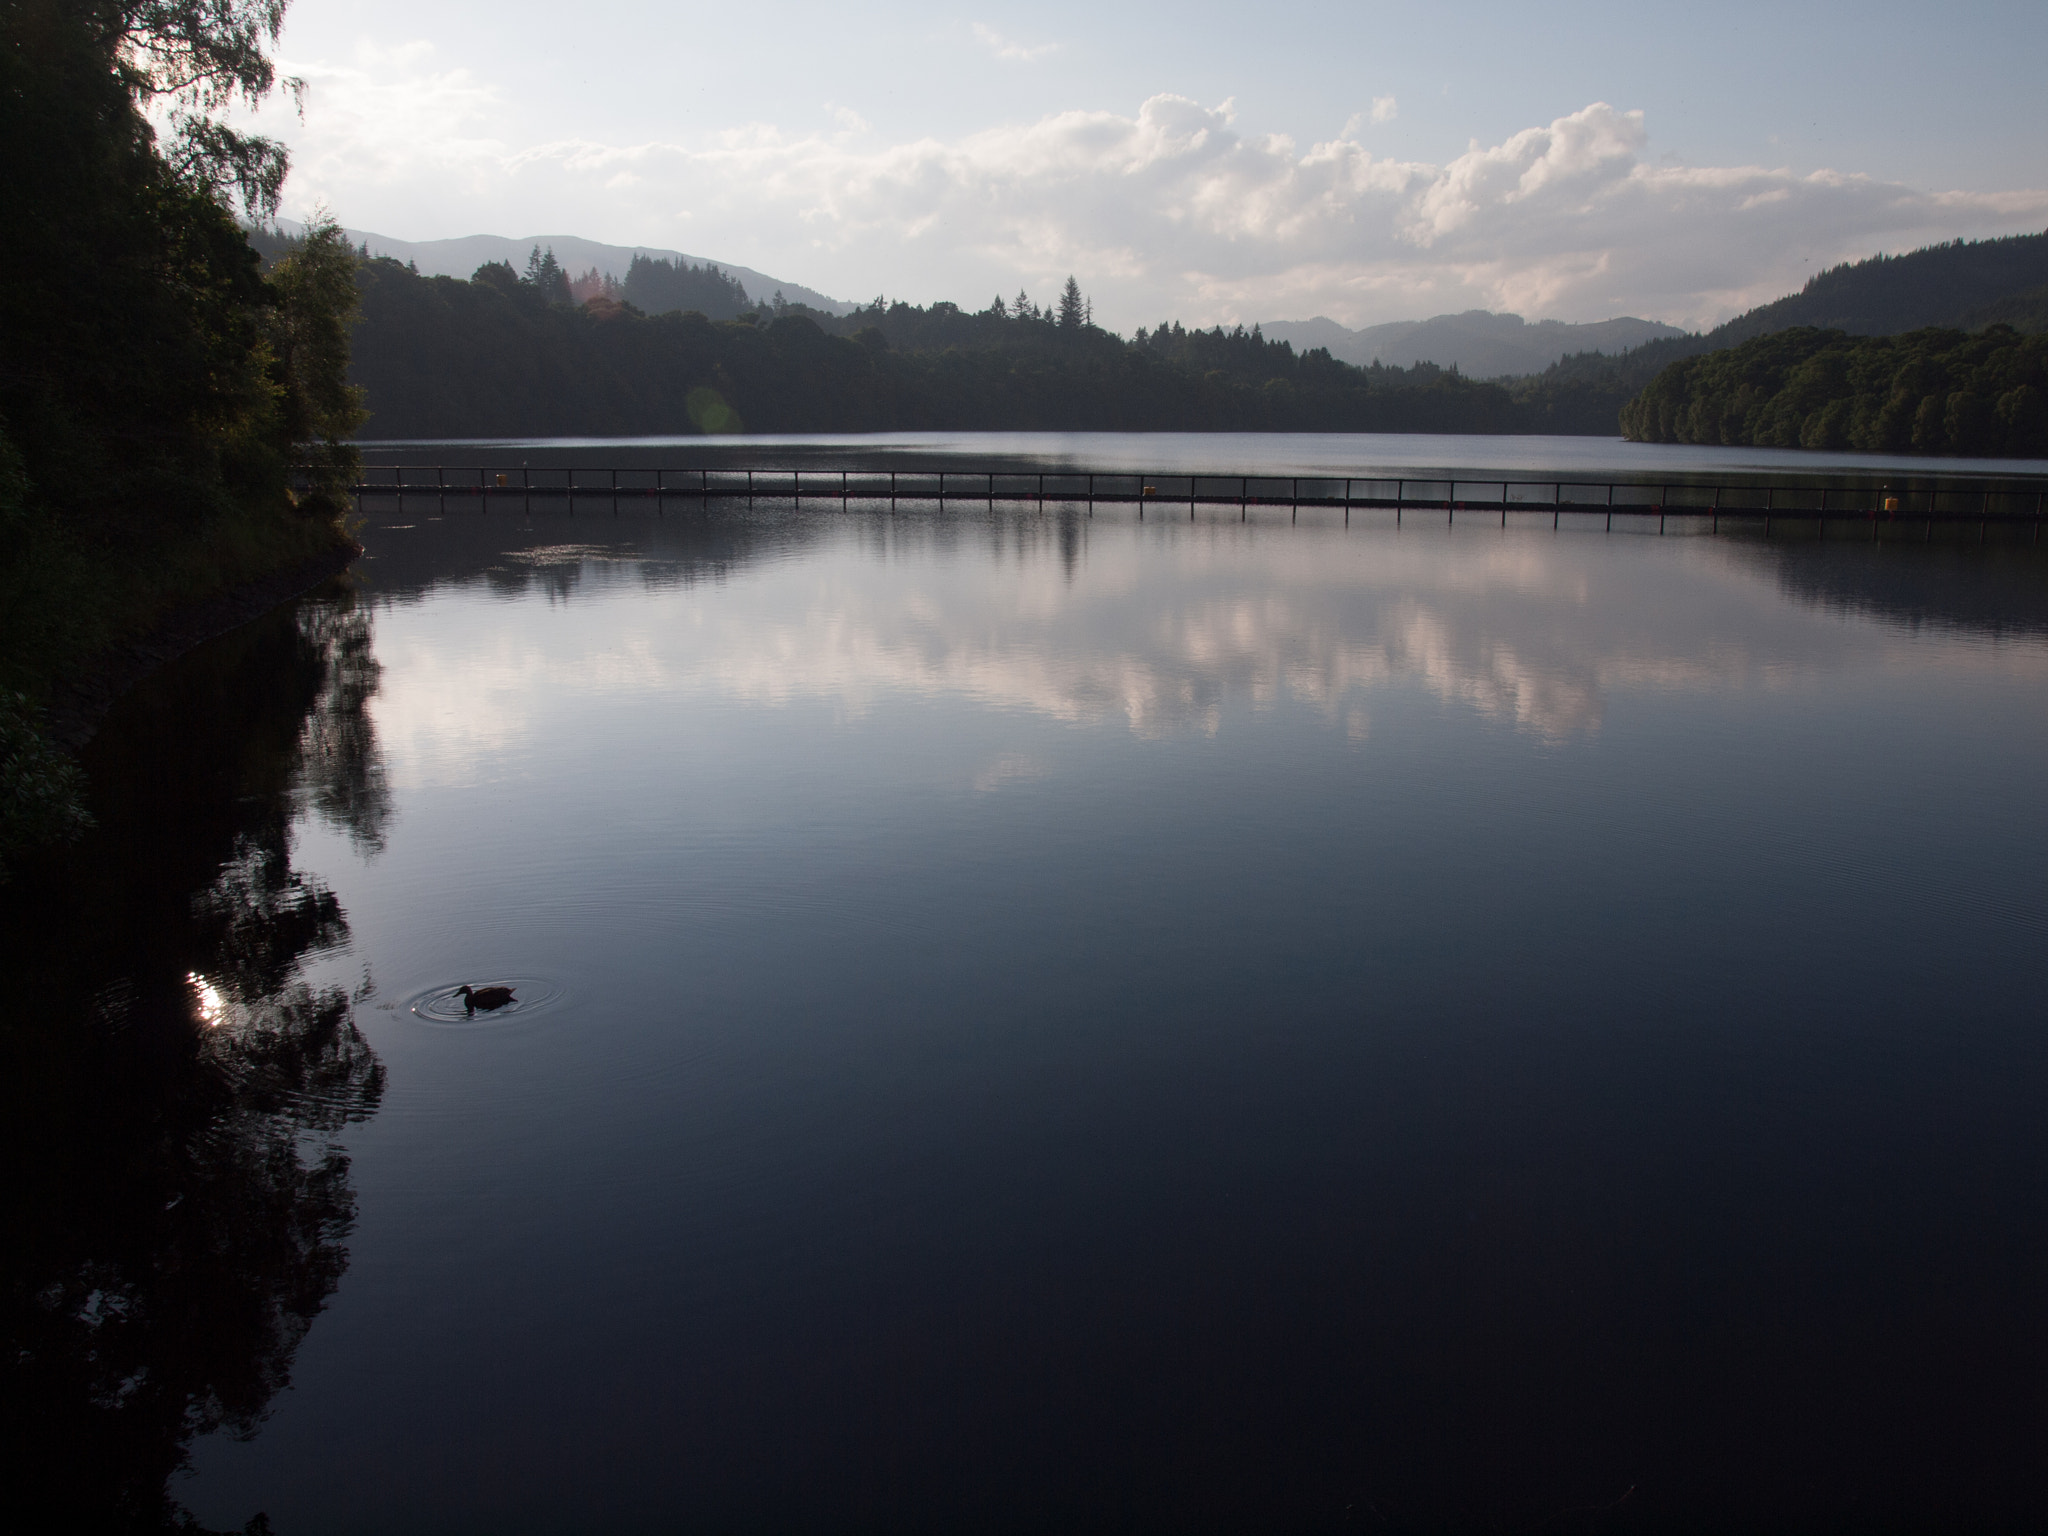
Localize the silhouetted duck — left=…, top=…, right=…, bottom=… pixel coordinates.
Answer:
left=457, top=984, right=515, bottom=1013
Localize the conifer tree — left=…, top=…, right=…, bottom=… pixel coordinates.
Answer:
left=1058, top=275, right=1084, bottom=330
left=524, top=246, right=571, bottom=305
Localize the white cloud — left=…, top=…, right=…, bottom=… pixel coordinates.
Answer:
left=363, top=524, right=2048, bottom=775
left=256, top=53, right=2048, bottom=331
left=1371, top=95, right=1398, bottom=125
left=972, top=23, right=1059, bottom=62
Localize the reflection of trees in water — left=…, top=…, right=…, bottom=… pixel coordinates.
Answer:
left=351, top=510, right=835, bottom=609
left=1, top=586, right=388, bottom=1532
left=293, top=599, right=393, bottom=855
left=1751, top=539, right=2048, bottom=639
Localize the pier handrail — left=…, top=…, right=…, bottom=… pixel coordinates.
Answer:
left=314, top=464, right=2048, bottom=536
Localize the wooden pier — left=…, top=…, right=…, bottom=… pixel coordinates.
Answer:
left=337, top=466, right=2048, bottom=538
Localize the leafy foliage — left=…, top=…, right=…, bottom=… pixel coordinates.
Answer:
left=0, top=0, right=359, bottom=861
left=100, top=0, right=300, bottom=220
left=267, top=218, right=369, bottom=513
left=0, top=689, right=93, bottom=877
left=1620, top=326, right=2048, bottom=457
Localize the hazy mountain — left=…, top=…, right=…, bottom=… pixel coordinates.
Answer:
left=316, top=225, right=855, bottom=316
left=1259, top=311, right=1686, bottom=378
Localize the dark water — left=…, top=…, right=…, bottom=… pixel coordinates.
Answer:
left=10, top=499, right=2048, bottom=1532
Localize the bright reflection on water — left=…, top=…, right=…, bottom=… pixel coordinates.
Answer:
left=166, top=505, right=2048, bottom=1531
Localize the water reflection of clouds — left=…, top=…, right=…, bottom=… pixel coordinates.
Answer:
left=366, top=526, right=2048, bottom=785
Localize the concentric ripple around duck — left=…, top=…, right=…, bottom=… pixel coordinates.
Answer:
left=407, top=976, right=568, bottom=1026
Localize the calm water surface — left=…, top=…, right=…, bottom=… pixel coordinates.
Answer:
left=359, top=428, right=2048, bottom=487
left=14, top=499, right=2048, bottom=1532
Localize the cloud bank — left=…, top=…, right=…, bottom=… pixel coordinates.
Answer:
left=267, top=46, right=2048, bottom=330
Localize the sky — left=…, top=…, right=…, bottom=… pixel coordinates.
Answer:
left=239, top=0, right=2048, bottom=333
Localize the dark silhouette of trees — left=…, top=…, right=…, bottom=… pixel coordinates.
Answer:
left=620, top=255, right=750, bottom=319
left=1058, top=276, right=1085, bottom=331
left=1622, top=325, right=2048, bottom=456
left=523, top=245, right=571, bottom=306
left=2, top=590, right=390, bottom=1533
left=344, top=259, right=1550, bottom=437
left=95, top=0, right=301, bottom=220
left=0, top=0, right=362, bottom=860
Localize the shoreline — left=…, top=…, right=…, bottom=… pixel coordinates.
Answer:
left=46, top=538, right=364, bottom=751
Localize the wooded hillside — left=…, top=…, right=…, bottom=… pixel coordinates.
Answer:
left=347, top=258, right=1632, bottom=438
left=1620, top=326, right=2048, bottom=457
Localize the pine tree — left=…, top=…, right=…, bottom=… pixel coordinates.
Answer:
left=524, top=246, right=570, bottom=305
left=1058, top=275, right=1084, bottom=330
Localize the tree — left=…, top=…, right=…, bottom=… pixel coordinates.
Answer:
left=523, top=245, right=571, bottom=306
left=99, top=0, right=303, bottom=219
left=1058, top=275, right=1084, bottom=331
left=267, top=215, right=368, bottom=515
left=0, top=0, right=364, bottom=861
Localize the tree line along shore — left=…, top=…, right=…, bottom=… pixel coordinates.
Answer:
left=0, top=0, right=362, bottom=879
left=5, top=0, right=2047, bottom=878
left=335, top=232, right=2048, bottom=453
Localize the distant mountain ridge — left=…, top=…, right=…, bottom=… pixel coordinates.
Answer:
left=309, top=225, right=856, bottom=316
left=1259, top=312, right=1686, bottom=378
left=1558, top=228, right=2048, bottom=391
left=1710, top=229, right=2048, bottom=345
left=1269, top=230, right=2048, bottom=388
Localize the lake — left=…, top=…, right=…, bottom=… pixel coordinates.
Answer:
left=11, top=471, right=2048, bottom=1531
left=357, top=428, right=2048, bottom=489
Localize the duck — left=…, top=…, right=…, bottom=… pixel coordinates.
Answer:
left=457, top=984, right=516, bottom=1013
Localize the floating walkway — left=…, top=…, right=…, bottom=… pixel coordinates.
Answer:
left=342, top=466, right=2048, bottom=537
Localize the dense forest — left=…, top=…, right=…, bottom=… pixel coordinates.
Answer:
left=348, top=258, right=1623, bottom=437
left=1528, top=230, right=2048, bottom=417
left=0, top=1, right=362, bottom=869
left=1619, top=325, right=2048, bottom=456
left=345, top=227, right=2048, bottom=451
